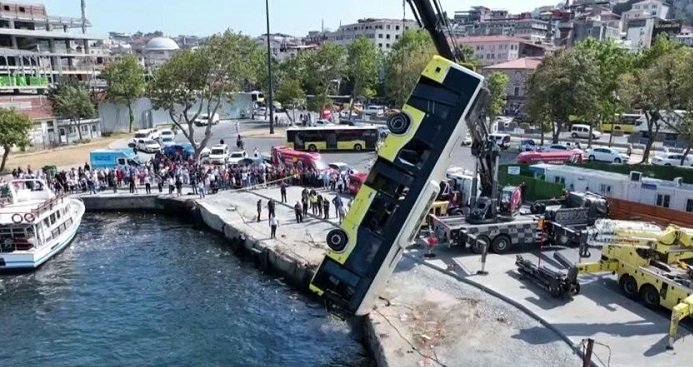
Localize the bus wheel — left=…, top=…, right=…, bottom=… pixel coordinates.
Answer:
left=308, top=144, right=317, bottom=152
left=640, top=284, right=660, bottom=309
left=354, top=144, right=362, bottom=151
left=326, top=229, right=348, bottom=252
left=491, top=235, right=511, bottom=254
left=387, top=112, right=410, bottom=135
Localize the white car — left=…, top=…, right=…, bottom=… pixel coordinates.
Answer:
left=363, top=105, right=385, bottom=117
left=651, top=153, right=693, bottom=167
left=570, top=124, right=602, bottom=140
left=204, top=144, right=229, bottom=165
left=329, top=162, right=353, bottom=175
left=135, top=138, right=161, bottom=154
left=462, top=132, right=472, bottom=146
left=194, top=113, right=220, bottom=126
left=160, top=136, right=175, bottom=146
left=133, top=128, right=157, bottom=141
left=159, top=128, right=175, bottom=140
left=227, top=150, right=248, bottom=165
left=585, top=147, right=629, bottom=164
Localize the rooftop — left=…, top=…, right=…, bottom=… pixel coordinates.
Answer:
left=484, top=56, right=544, bottom=70
left=143, top=37, right=179, bottom=51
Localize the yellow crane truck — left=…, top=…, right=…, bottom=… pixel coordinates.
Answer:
left=517, top=224, right=693, bottom=349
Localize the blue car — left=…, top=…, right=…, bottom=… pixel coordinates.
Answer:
left=163, top=143, right=195, bottom=160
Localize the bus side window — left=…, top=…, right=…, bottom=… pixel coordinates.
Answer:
left=366, top=171, right=411, bottom=200
left=362, top=194, right=399, bottom=235
left=397, top=138, right=432, bottom=171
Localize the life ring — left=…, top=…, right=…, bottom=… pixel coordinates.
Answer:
left=11, top=213, right=23, bottom=223
left=23, top=213, right=35, bottom=223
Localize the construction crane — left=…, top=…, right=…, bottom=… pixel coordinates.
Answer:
left=517, top=224, right=693, bottom=349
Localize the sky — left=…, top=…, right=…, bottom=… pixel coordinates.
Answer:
left=31, top=0, right=554, bottom=38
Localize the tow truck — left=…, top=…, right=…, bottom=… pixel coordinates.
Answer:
left=516, top=223, right=693, bottom=349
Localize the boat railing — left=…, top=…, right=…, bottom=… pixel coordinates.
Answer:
left=30, top=193, right=65, bottom=217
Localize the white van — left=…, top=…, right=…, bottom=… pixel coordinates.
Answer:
left=570, top=124, right=601, bottom=139
left=194, top=113, right=220, bottom=126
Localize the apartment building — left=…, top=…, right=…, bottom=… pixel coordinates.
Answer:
left=326, top=18, right=419, bottom=52
left=0, top=1, right=106, bottom=91
left=453, top=7, right=551, bottom=43
left=256, top=33, right=317, bottom=61
left=482, top=57, right=543, bottom=114
left=454, top=35, right=549, bottom=66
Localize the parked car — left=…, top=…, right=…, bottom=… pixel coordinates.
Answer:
left=135, top=138, right=161, bottom=154
left=462, top=132, right=473, bottom=146
left=134, top=128, right=158, bottom=141
left=204, top=144, right=229, bottom=165
left=363, top=105, right=385, bottom=117
left=651, top=153, right=693, bottom=167
left=519, top=139, right=537, bottom=151
left=570, top=124, right=602, bottom=139
left=160, top=136, right=175, bottom=146
left=585, top=147, right=629, bottom=164
left=194, top=113, right=220, bottom=126
left=540, top=143, right=583, bottom=153
left=159, top=128, right=175, bottom=140
left=329, top=162, right=353, bottom=175
left=489, top=133, right=511, bottom=149
left=227, top=150, right=248, bottom=165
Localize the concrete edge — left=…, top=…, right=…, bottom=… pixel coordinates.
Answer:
left=402, top=253, right=596, bottom=367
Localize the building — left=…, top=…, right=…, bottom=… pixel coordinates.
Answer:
left=622, top=0, right=670, bottom=23
left=452, top=7, right=552, bottom=43
left=326, top=18, right=419, bottom=52
left=141, top=37, right=179, bottom=72
left=482, top=57, right=543, bottom=114
left=0, top=1, right=106, bottom=91
left=453, top=35, right=549, bottom=66
left=256, top=33, right=317, bottom=61
left=530, top=163, right=693, bottom=227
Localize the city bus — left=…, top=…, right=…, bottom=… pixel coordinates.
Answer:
left=309, top=55, right=485, bottom=315
left=286, top=126, right=380, bottom=152
left=602, top=113, right=642, bottom=133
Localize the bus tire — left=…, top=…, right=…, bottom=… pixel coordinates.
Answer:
left=491, top=235, right=511, bottom=254
left=354, top=143, right=362, bottom=151
left=326, top=229, right=348, bottom=252
left=640, top=284, right=660, bottom=309
left=387, top=112, right=410, bottom=135
left=308, top=144, right=317, bottom=152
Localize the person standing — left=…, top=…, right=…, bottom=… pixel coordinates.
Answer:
left=302, top=195, right=309, bottom=216
left=175, top=176, right=183, bottom=197
left=323, top=198, right=330, bottom=219
left=338, top=204, right=346, bottom=224
left=316, top=195, right=324, bottom=217
left=144, top=174, right=151, bottom=194
left=256, top=199, right=262, bottom=222
left=294, top=201, right=303, bottom=223
left=280, top=181, right=287, bottom=203
left=197, top=180, right=205, bottom=198
left=267, top=199, right=276, bottom=218
left=129, top=175, right=137, bottom=194
left=269, top=214, right=278, bottom=239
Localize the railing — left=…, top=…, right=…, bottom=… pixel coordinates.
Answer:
left=30, top=193, right=65, bottom=218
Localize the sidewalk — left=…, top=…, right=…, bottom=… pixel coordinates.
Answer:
left=407, top=245, right=693, bottom=367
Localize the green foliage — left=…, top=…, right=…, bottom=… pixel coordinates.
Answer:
left=303, top=42, right=346, bottom=97
left=346, top=36, right=381, bottom=103
left=274, top=78, right=304, bottom=107
left=525, top=48, right=601, bottom=143
left=0, top=107, right=33, bottom=171
left=486, top=72, right=509, bottom=122
left=48, top=81, right=96, bottom=142
left=101, top=54, right=146, bottom=133
left=384, top=30, right=435, bottom=106
left=148, top=30, right=258, bottom=157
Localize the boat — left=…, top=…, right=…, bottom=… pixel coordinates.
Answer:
left=0, top=179, right=84, bottom=271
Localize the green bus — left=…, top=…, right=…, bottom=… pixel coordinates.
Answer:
left=286, top=125, right=379, bottom=152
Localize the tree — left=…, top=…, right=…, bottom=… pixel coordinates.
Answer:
left=0, top=108, right=33, bottom=171
left=275, top=78, right=305, bottom=123
left=303, top=42, right=346, bottom=111
left=346, top=36, right=381, bottom=116
left=525, top=48, right=601, bottom=143
left=575, top=38, right=633, bottom=147
left=618, top=45, right=686, bottom=163
left=384, top=30, right=436, bottom=106
left=486, top=72, right=509, bottom=124
left=148, top=30, right=257, bottom=159
left=101, top=54, right=146, bottom=133
left=48, top=81, right=96, bottom=142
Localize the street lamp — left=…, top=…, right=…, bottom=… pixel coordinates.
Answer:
left=265, top=0, right=275, bottom=134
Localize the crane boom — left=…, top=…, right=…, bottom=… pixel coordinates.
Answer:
left=406, top=0, right=499, bottom=220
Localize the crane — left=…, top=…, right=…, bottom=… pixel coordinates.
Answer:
left=406, top=0, right=500, bottom=224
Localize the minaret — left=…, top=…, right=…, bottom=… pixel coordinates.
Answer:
left=81, top=0, right=87, bottom=34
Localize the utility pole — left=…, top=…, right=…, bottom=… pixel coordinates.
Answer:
left=265, top=0, right=275, bottom=134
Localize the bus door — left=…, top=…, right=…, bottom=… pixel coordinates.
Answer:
left=293, top=132, right=306, bottom=150
left=326, top=132, right=338, bottom=150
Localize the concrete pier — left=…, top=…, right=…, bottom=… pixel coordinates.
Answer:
left=80, top=188, right=584, bottom=366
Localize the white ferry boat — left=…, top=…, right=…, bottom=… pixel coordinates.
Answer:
left=0, top=179, right=84, bottom=271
